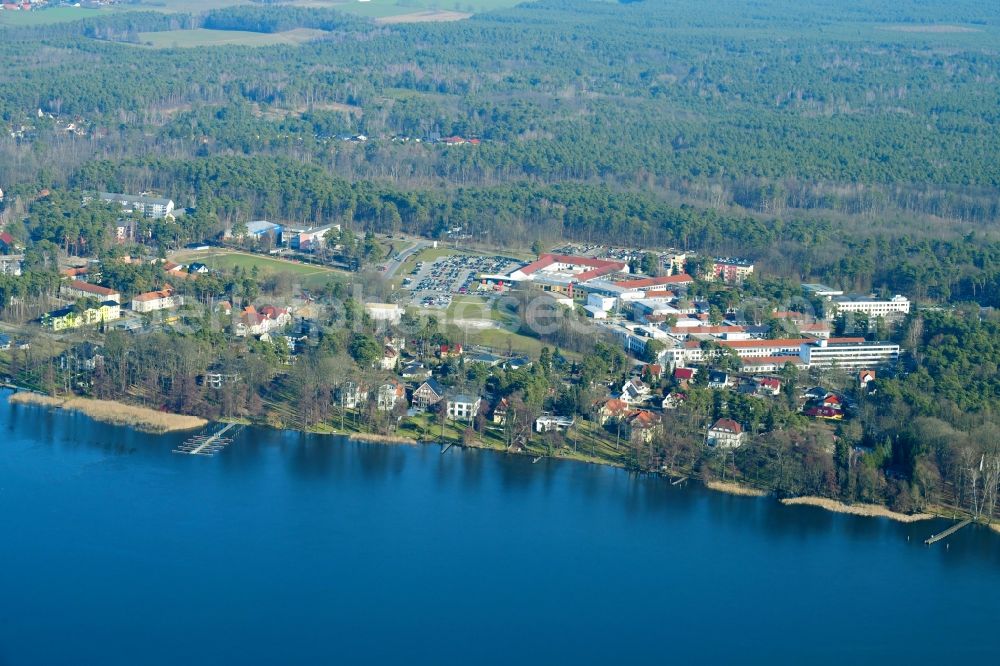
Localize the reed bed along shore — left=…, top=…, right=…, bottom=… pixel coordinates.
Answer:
left=781, top=496, right=934, bottom=522
left=706, top=480, right=769, bottom=497
left=347, top=432, right=417, bottom=445
left=8, top=392, right=206, bottom=434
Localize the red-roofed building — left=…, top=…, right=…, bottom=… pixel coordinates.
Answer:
left=613, top=274, right=693, bottom=289
left=61, top=279, right=121, bottom=304
left=236, top=304, right=291, bottom=337
left=707, top=418, right=745, bottom=448
left=755, top=377, right=782, bottom=396
left=510, top=254, right=629, bottom=290
left=627, top=410, right=662, bottom=444
left=597, top=398, right=631, bottom=425
left=131, top=285, right=182, bottom=313
left=673, top=367, right=697, bottom=384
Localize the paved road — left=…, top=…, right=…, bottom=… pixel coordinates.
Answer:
left=384, top=239, right=430, bottom=279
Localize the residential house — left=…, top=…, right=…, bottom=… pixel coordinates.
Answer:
left=0, top=232, right=18, bottom=254
left=336, top=381, right=368, bottom=410
left=376, top=380, right=407, bottom=412
left=236, top=305, right=291, bottom=337
left=673, top=367, right=696, bottom=386
left=707, top=370, right=731, bottom=389
left=491, top=397, right=510, bottom=424
left=379, top=345, right=400, bottom=371
left=467, top=351, right=503, bottom=367
left=0, top=333, right=10, bottom=351
left=505, top=356, right=532, bottom=371
left=706, top=418, right=745, bottom=449
left=535, top=414, right=575, bottom=433
left=188, top=263, right=209, bottom=274
left=619, top=378, right=651, bottom=405
left=755, top=377, right=782, bottom=396
left=438, top=344, right=464, bottom=359
left=411, top=378, right=445, bottom=410
left=401, top=362, right=432, bottom=381
left=641, top=363, right=663, bottom=382
left=859, top=370, right=876, bottom=388
left=446, top=394, right=482, bottom=421
left=805, top=406, right=843, bottom=420
left=627, top=410, right=662, bottom=444
left=59, top=342, right=104, bottom=373
left=662, top=392, right=686, bottom=410
left=597, top=398, right=631, bottom=425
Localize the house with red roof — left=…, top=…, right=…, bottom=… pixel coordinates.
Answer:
left=596, top=398, right=631, bottom=425
left=235, top=304, right=291, bottom=337
left=706, top=418, right=745, bottom=449
left=627, top=410, right=662, bottom=444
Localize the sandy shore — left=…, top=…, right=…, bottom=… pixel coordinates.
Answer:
left=707, top=480, right=769, bottom=497
left=9, top=392, right=207, bottom=434
left=781, top=496, right=934, bottom=522
left=989, top=522, right=1000, bottom=535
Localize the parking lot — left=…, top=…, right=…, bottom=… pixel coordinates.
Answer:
left=403, top=253, right=522, bottom=307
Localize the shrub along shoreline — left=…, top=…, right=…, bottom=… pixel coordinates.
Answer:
left=8, top=392, right=207, bottom=434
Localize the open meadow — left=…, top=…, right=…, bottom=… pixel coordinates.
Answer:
left=137, top=28, right=329, bottom=48
left=173, top=248, right=345, bottom=288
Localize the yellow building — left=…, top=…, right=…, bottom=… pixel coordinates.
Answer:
left=44, top=301, right=121, bottom=331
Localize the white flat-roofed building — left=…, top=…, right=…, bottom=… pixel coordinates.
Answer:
left=831, top=294, right=910, bottom=318
left=98, top=193, right=175, bottom=219
left=800, top=339, right=900, bottom=369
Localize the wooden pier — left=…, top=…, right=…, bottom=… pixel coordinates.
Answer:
left=671, top=476, right=688, bottom=486
left=441, top=443, right=454, bottom=454
left=924, top=518, right=973, bottom=545
left=173, top=422, right=240, bottom=456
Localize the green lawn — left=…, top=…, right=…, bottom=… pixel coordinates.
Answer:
left=136, top=28, right=329, bottom=48
left=173, top=249, right=345, bottom=288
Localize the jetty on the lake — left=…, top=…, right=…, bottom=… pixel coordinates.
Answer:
left=173, top=422, right=240, bottom=456
left=924, top=518, right=973, bottom=545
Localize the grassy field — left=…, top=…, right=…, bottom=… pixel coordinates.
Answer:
left=137, top=28, right=329, bottom=48
left=172, top=248, right=345, bottom=288
left=0, top=6, right=114, bottom=25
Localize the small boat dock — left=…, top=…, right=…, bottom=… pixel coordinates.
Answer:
left=173, top=422, right=240, bottom=456
left=924, top=518, right=973, bottom=545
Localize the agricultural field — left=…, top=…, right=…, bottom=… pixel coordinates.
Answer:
left=172, top=248, right=345, bottom=288
left=136, top=28, right=329, bottom=48
left=0, top=6, right=113, bottom=25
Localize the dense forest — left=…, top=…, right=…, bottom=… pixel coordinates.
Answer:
left=1, top=1, right=999, bottom=227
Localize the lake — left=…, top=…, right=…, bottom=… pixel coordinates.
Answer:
left=2, top=392, right=999, bottom=665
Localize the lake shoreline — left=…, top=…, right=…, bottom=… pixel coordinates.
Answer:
left=0, top=389, right=956, bottom=525
left=780, top=496, right=935, bottom=523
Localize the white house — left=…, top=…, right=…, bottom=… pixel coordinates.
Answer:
left=131, top=285, right=182, bottom=313
left=446, top=394, right=482, bottom=421
left=706, top=418, right=745, bottom=449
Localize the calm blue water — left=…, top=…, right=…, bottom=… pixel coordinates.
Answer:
left=2, top=393, right=999, bottom=665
